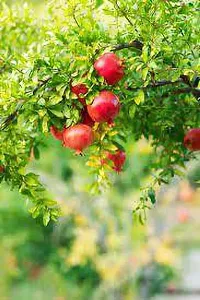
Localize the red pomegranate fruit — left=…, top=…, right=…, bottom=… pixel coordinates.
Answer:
left=50, top=126, right=63, bottom=141
left=81, top=108, right=95, bottom=127
left=87, top=90, right=120, bottom=124
left=107, top=150, right=126, bottom=173
left=71, top=83, right=88, bottom=106
left=62, top=124, right=93, bottom=154
left=177, top=208, right=189, bottom=223
left=94, top=52, right=124, bottom=85
left=0, top=165, right=4, bottom=173
left=184, top=128, right=200, bottom=151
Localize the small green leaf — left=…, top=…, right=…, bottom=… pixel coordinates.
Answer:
left=33, top=146, right=40, bottom=160
left=129, top=105, right=136, bottom=118
left=148, top=188, right=156, bottom=204
left=24, top=173, right=39, bottom=187
left=49, top=108, right=64, bottom=118
left=95, top=0, right=104, bottom=8
left=32, top=207, right=40, bottom=219
left=48, top=95, right=63, bottom=106
left=42, top=115, right=49, bottom=132
left=142, top=46, right=149, bottom=63
left=134, top=90, right=145, bottom=105
left=43, top=211, right=50, bottom=226
left=142, top=68, right=149, bottom=81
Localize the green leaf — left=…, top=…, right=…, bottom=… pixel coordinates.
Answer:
left=142, top=46, right=149, bottom=63
left=95, top=0, right=104, bottom=8
left=63, top=105, right=72, bottom=118
left=42, top=115, right=49, bottom=133
left=32, top=207, right=40, bottom=219
left=134, top=90, right=145, bottom=105
left=148, top=188, right=156, bottom=204
left=48, top=95, right=63, bottom=106
left=49, top=108, right=64, bottom=118
left=33, top=145, right=40, bottom=160
left=129, top=105, right=136, bottom=118
left=142, top=68, right=149, bottom=81
left=24, top=173, right=40, bottom=187
left=43, top=210, right=50, bottom=226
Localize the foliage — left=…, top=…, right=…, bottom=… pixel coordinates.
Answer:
left=0, top=161, right=178, bottom=299
left=0, top=0, right=199, bottom=223
left=136, top=261, right=176, bottom=298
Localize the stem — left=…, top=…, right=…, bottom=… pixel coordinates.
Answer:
left=112, top=40, right=143, bottom=52
left=114, top=0, right=134, bottom=27
left=0, top=77, right=52, bottom=131
left=127, top=79, right=183, bottom=91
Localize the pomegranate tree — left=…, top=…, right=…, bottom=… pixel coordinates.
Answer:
left=62, top=124, right=93, bottom=154
left=87, top=90, right=120, bottom=124
left=184, top=128, right=200, bottom=151
left=94, top=52, right=124, bottom=85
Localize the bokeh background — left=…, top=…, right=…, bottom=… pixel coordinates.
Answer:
left=1, top=1, right=200, bottom=299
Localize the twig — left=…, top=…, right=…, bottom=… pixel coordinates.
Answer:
left=114, top=0, right=134, bottom=27
left=127, top=79, right=183, bottom=91
left=112, top=40, right=143, bottom=52
left=73, top=12, right=80, bottom=28
left=0, top=77, right=52, bottom=131
left=0, top=100, right=24, bottom=130
left=32, top=77, right=51, bottom=95
left=161, top=87, right=197, bottom=98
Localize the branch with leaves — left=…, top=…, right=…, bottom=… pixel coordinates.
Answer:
left=0, top=0, right=199, bottom=225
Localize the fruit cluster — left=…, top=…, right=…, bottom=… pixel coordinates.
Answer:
left=50, top=52, right=126, bottom=173
left=50, top=52, right=200, bottom=174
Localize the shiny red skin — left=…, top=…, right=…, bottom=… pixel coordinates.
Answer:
left=94, top=52, right=124, bottom=85
left=87, top=90, right=120, bottom=123
left=71, top=83, right=88, bottom=96
left=71, top=83, right=88, bottom=106
left=107, top=150, right=126, bottom=172
left=50, top=126, right=63, bottom=141
left=81, top=108, right=95, bottom=127
left=62, top=124, right=93, bottom=154
left=184, top=128, right=200, bottom=151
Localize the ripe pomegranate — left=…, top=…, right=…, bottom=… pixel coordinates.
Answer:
left=81, top=108, right=95, bottom=127
left=71, top=83, right=88, bottom=106
left=62, top=124, right=93, bottom=154
left=71, top=83, right=88, bottom=96
left=50, top=126, right=63, bottom=141
left=179, top=181, right=195, bottom=202
left=184, top=128, right=200, bottom=151
left=29, top=265, right=43, bottom=280
left=177, top=208, right=189, bottom=223
left=107, top=150, right=126, bottom=173
left=94, top=52, right=124, bottom=85
left=0, top=165, right=4, bottom=173
left=87, top=90, right=120, bottom=124
left=167, top=283, right=176, bottom=294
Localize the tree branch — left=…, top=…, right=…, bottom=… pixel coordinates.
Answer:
left=112, top=40, right=143, bottom=52
left=32, top=77, right=51, bottom=95
left=0, top=100, right=24, bottom=130
left=114, top=0, right=134, bottom=27
left=161, top=87, right=198, bottom=99
left=0, top=77, right=52, bottom=131
left=127, top=79, right=200, bottom=99
left=127, top=79, right=183, bottom=91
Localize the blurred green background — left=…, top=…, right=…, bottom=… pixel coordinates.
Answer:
left=1, top=1, right=200, bottom=299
